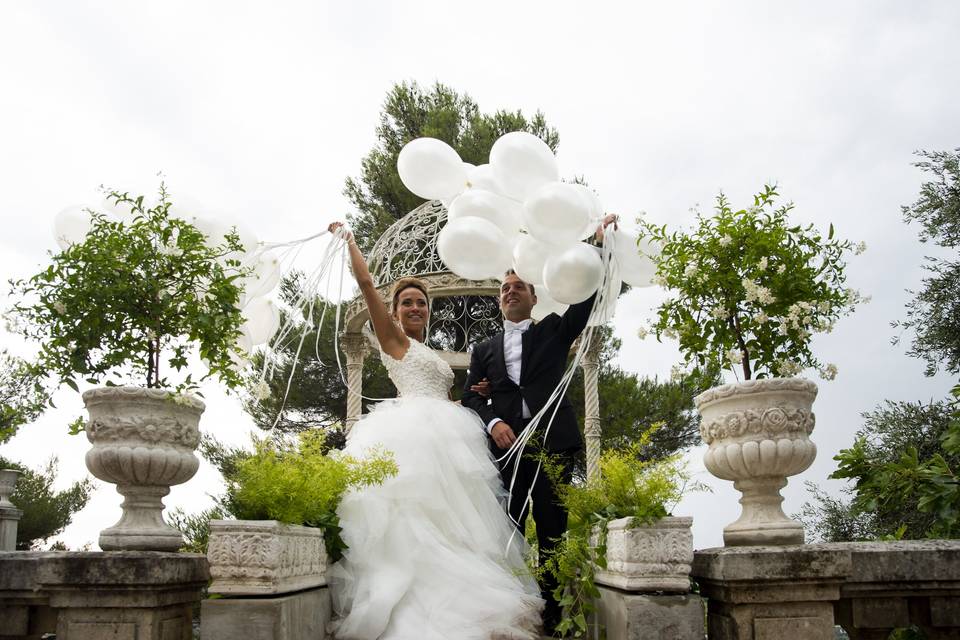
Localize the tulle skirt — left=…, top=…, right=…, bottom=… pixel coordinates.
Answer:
left=329, top=396, right=543, bottom=639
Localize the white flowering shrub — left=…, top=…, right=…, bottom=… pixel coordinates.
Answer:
left=8, top=186, right=251, bottom=397
left=639, top=185, right=865, bottom=381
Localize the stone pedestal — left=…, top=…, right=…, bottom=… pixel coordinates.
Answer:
left=202, top=519, right=332, bottom=640
left=0, top=468, right=22, bottom=552
left=201, top=588, right=332, bottom=640
left=0, top=506, right=22, bottom=552
left=594, top=589, right=704, bottom=640
left=0, top=551, right=209, bottom=640
left=692, top=545, right=849, bottom=640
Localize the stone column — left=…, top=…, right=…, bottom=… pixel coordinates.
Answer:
left=581, top=332, right=602, bottom=483
left=0, top=468, right=22, bottom=551
left=341, top=333, right=369, bottom=433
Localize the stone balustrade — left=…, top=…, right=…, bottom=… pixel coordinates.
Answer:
left=0, top=551, right=208, bottom=640
left=692, top=540, right=960, bottom=640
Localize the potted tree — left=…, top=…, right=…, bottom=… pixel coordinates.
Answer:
left=640, top=184, right=865, bottom=546
left=9, top=186, right=251, bottom=551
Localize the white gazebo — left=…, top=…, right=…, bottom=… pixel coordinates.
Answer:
left=340, top=200, right=603, bottom=480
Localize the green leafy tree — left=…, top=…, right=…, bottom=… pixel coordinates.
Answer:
left=893, top=149, right=960, bottom=376
left=0, top=350, right=49, bottom=443
left=8, top=186, right=250, bottom=396
left=829, top=390, right=960, bottom=539
left=345, top=80, right=559, bottom=252
left=800, top=395, right=959, bottom=541
left=0, top=456, right=93, bottom=550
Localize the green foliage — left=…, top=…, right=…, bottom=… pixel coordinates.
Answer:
left=8, top=185, right=250, bottom=395
left=222, top=430, right=397, bottom=559
left=545, top=426, right=695, bottom=637
left=0, top=350, right=50, bottom=443
left=0, top=456, right=93, bottom=550
left=168, top=506, right=226, bottom=554
left=796, top=481, right=880, bottom=543
left=640, top=184, right=862, bottom=381
left=345, top=80, right=559, bottom=253
left=828, top=388, right=960, bottom=539
left=893, top=148, right=960, bottom=376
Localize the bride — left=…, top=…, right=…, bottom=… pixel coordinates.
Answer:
left=326, top=222, right=543, bottom=640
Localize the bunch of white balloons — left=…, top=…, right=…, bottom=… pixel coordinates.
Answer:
left=51, top=197, right=283, bottom=357
left=396, top=133, right=659, bottom=320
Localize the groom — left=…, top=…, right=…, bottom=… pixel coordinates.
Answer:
left=461, top=215, right=616, bottom=633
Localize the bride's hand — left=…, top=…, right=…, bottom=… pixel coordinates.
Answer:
left=328, top=221, right=354, bottom=244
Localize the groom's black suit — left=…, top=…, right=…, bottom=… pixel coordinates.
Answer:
left=461, top=293, right=594, bottom=628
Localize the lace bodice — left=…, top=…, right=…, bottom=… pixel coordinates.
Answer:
left=380, top=339, right=454, bottom=399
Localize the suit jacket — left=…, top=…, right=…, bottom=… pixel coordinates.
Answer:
left=461, top=294, right=595, bottom=453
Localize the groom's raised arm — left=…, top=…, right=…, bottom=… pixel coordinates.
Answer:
left=462, top=345, right=497, bottom=428
left=557, top=291, right=597, bottom=344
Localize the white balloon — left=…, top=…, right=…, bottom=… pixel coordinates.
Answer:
left=512, top=234, right=551, bottom=285
left=397, top=138, right=467, bottom=200
left=542, top=242, right=604, bottom=304
left=462, top=161, right=476, bottom=171
left=613, top=228, right=660, bottom=288
left=531, top=285, right=569, bottom=321
left=242, top=298, right=281, bottom=346
left=448, top=189, right=521, bottom=241
left=489, top=132, right=559, bottom=201
left=52, top=206, right=94, bottom=250
left=467, top=164, right=508, bottom=196
left=240, top=252, right=282, bottom=305
left=571, top=184, right=604, bottom=239
left=168, top=194, right=210, bottom=223
left=437, top=216, right=512, bottom=280
left=522, top=182, right=593, bottom=248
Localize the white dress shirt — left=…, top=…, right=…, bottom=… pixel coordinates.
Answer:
left=485, top=319, right=533, bottom=434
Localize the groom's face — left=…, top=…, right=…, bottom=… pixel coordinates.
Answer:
left=500, top=274, right=537, bottom=321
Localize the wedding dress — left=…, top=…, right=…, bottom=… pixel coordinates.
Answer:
left=329, top=338, right=544, bottom=639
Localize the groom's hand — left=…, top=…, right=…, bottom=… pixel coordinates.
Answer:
left=491, top=421, right=517, bottom=450
left=470, top=378, right=491, bottom=398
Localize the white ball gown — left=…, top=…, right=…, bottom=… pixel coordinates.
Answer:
left=329, top=338, right=544, bottom=639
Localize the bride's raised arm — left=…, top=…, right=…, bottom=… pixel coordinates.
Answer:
left=328, top=222, right=407, bottom=360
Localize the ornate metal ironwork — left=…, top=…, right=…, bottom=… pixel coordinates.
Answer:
left=427, top=296, right=502, bottom=353
left=368, top=200, right=449, bottom=286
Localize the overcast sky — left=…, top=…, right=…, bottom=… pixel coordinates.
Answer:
left=1, top=1, right=957, bottom=550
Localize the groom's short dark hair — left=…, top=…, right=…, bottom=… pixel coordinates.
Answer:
left=502, top=269, right=535, bottom=296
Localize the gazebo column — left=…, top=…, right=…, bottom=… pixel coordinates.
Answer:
left=581, top=332, right=603, bottom=483
left=341, top=333, right=369, bottom=433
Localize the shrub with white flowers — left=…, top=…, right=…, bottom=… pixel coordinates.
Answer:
left=8, top=185, right=251, bottom=399
left=639, top=184, right=865, bottom=381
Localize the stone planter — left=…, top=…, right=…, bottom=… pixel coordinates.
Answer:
left=0, top=468, right=23, bottom=551
left=206, top=520, right=328, bottom=595
left=82, top=386, right=203, bottom=551
left=593, top=516, right=694, bottom=593
left=695, top=378, right=818, bottom=546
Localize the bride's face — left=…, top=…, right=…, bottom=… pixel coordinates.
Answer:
left=393, top=287, right=430, bottom=338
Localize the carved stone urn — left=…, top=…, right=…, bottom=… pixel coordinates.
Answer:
left=0, top=468, right=21, bottom=509
left=695, top=378, right=817, bottom=546
left=83, top=386, right=203, bottom=551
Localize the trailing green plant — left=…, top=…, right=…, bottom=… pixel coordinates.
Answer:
left=8, top=185, right=251, bottom=397
left=639, top=184, right=865, bottom=381
left=222, top=430, right=397, bottom=559
left=544, top=425, right=696, bottom=638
